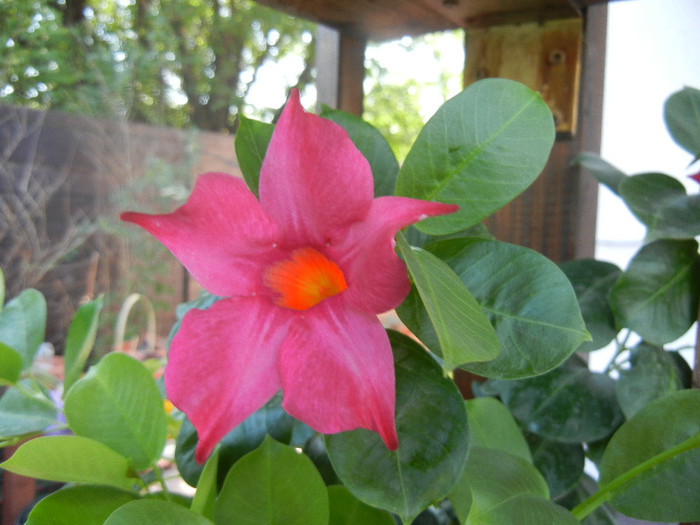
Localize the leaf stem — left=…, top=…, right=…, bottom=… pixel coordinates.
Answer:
left=152, top=464, right=172, bottom=501
left=571, top=430, right=700, bottom=520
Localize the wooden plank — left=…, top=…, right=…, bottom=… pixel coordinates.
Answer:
left=316, top=25, right=366, bottom=115
left=254, top=0, right=611, bottom=40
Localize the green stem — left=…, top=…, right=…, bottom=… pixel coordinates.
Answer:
left=12, top=382, right=56, bottom=410
left=152, top=464, right=172, bottom=501
left=572, top=430, right=700, bottom=520
left=603, top=330, right=632, bottom=374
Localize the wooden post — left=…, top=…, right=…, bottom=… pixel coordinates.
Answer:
left=1, top=444, right=35, bottom=525
left=465, top=5, right=607, bottom=262
left=315, top=24, right=366, bottom=116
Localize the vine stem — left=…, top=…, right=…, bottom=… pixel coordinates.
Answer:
left=152, top=464, right=172, bottom=501
left=571, top=431, right=700, bottom=520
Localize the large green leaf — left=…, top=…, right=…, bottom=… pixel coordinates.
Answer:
left=321, top=106, right=399, bottom=197
left=492, top=356, right=623, bottom=443
left=26, top=485, right=139, bottom=525
left=213, top=436, right=328, bottom=525
left=610, top=239, right=700, bottom=344
left=664, top=85, right=700, bottom=161
left=615, top=343, right=683, bottom=419
left=104, top=499, right=214, bottom=525
left=465, top=397, right=531, bottom=462
left=422, top=238, right=589, bottom=378
left=0, top=288, right=46, bottom=370
left=560, top=259, right=621, bottom=352
left=64, top=352, right=167, bottom=471
left=0, top=341, right=22, bottom=385
left=396, top=234, right=499, bottom=370
left=396, top=78, right=555, bottom=235
left=618, top=172, right=700, bottom=241
left=234, top=115, right=273, bottom=197
left=449, top=447, right=577, bottom=524
left=190, top=448, right=220, bottom=520
left=0, top=384, right=57, bottom=439
left=327, top=485, right=395, bottom=525
left=0, top=435, right=137, bottom=488
left=594, top=390, right=700, bottom=522
left=326, top=331, right=469, bottom=524
left=63, top=295, right=104, bottom=393
left=573, top=152, right=627, bottom=195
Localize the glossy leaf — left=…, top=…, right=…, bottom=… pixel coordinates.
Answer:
left=104, top=499, right=214, bottom=525
left=0, top=435, right=136, bottom=488
left=664, top=85, right=700, bottom=161
left=327, top=485, right=395, bottom=525
left=618, top=172, right=700, bottom=241
left=64, top=352, right=167, bottom=471
left=596, top=390, right=700, bottom=522
left=0, top=288, right=46, bottom=370
left=0, top=341, right=22, bottom=385
left=528, top=434, right=585, bottom=499
left=396, top=234, right=499, bottom=370
left=0, top=385, right=57, bottom=438
left=327, top=331, right=469, bottom=524
left=560, top=259, right=621, bottom=352
left=175, top=392, right=314, bottom=488
left=26, top=485, right=139, bottom=525
left=63, top=295, right=104, bottom=393
left=396, top=78, right=555, bottom=235
left=615, top=343, right=683, bottom=418
left=234, top=115, right=273, bottom=197
left=423, top=238, right=588, bottom=378
left=493, top=357, right=623, bottom=443
left=610, top=239, right=700, bottom=345
left=321, top=106, right=399, bottom=197
left=573, top=152, right=627, bottom=194
left=465, top=397, right=531, bottom=462
left=213, top=435, right=328, bottom=525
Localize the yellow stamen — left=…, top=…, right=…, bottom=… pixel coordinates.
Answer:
left=264, top=248, right=348, bottom=310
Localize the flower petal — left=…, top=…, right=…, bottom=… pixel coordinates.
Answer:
left=278, top=297, right=398, bottom=450
left=121, top=173, right=279, bottom=297
left=165, top=296, right=292, bottom=463
left=259, top=89, right=374, bottom=247
left=330, top=196, right=459, bottom=314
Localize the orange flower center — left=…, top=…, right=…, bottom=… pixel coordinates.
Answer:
left=264, top=248, right=348, bottom=311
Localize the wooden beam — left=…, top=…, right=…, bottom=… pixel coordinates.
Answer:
left=315, top=24, right=366, bottom=116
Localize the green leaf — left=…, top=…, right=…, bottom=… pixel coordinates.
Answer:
left=557, top=475, right=620, bottom=525
left=0, top=288, right=47, bottom=370
left=528, top=434, right=585, bottom=499
left=426, top=238, right=589, bottom=378
left=213, top=436, right=328, bottom=525
left=595, top=390, right=700, bottom=522
left=327, top=485, right=395, bottom=525
left=0, top=385, right=57, bottom=438
left=573, top=151, right=627, bottom=194
left=64, top=352, right=167, bottom=471
left=26, top=485, right=139, bottom=525
left=610, top=239, right=700, bottom=344
left=396, top=234, right=499, bottom=370
left=448, top=447, right=576, bottom=524
left=616, top=343, right=683, bottom=418
left=234, top=115, right=274, bottom=197
left=63, top=295, right=104, bottom=393
left=618, top=172, right=700, bottom=241
left=0, top=341, right=23, bottom=385
left=190, top=447, right=220, bottom=520
left=104, top=499, right=214, bottom=525
left=493, top=356, right=623, bottom=443
left=560, top=259, right=621, bottom=352
left=326, top=331, right=469, bottom=524
left=0, top=435, right=137, bottom=488
left=664, top=85, right=700, bottom=160
left=320, top=106, right=399, bottom=197
left=465, top=397, right=531, bottom=462
left=396, top=78, right=555, bottom=235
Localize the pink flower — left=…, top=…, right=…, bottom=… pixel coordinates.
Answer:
left=121, top=90, right=457, bottom=463
left=690, top=171, right=700, bottom=184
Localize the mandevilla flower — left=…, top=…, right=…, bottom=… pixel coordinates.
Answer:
left=121, top=89, right=458, bottom=463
